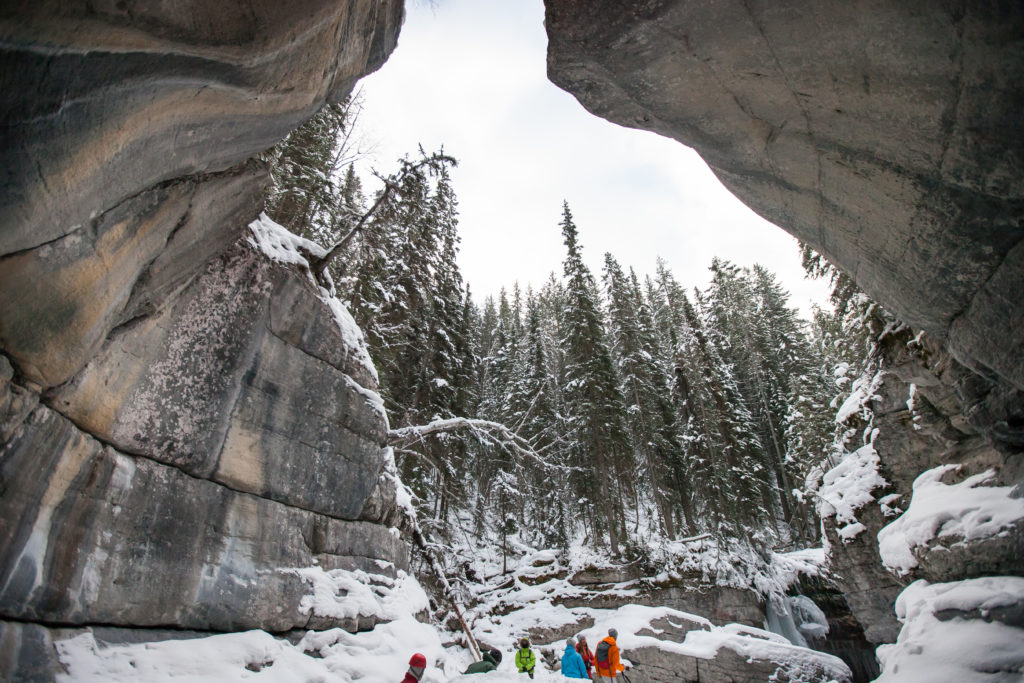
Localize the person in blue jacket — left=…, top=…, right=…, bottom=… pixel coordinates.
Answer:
left=561, top=637, right=589, bottom=679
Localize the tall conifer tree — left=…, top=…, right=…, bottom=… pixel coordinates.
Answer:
left=558, top=203, right=633, bottom=554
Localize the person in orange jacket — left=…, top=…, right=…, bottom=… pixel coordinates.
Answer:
left=593, top=629, right=625, bottom=681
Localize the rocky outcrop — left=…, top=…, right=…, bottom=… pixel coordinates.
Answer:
left=0, top=0, right=403, bottom=262
left=0, top=239, right=408, bottom=626
left=629, top=643, right=849, bottom=683
left=818, top=325, right=1024, bottom=646
left=0, top=1, right=408, bottom=675
left=0, top=388, right=404, bottom=632
left=544, top=1, right=1024, bottom=397
left=622, top=618, right=851, bottom=683
left=46, top=240, right=386, bottom=521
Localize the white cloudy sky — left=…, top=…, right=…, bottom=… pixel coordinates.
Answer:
left=355, top=0, right=831, bottom=314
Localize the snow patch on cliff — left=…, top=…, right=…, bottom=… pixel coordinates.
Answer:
left=877, top=465, right=1024, bottom=575
left=815, top=443, right=886, bottom=542
left=875, top=577, right=1024, bottom=682
left=247, top=213, right=379, bottom=384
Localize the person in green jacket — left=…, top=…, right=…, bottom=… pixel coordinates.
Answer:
left=515, top=638, right=537, bottom=679
left=464, top=649, right=502, bottom=674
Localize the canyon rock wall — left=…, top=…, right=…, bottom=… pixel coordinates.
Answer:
left=0, top=1, right=406, bottom=678
left=544, top=1, right=1024, bottom=396
left=544, top=0, right=1024, bottom=669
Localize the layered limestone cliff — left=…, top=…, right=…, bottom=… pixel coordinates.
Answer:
left=0, top=1, right=406, bottom=678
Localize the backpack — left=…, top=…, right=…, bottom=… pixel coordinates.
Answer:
left=595, top=640, right=611, bottom=667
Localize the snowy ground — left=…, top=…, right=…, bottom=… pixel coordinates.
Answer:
left=55, top=545, right=848, bottom=682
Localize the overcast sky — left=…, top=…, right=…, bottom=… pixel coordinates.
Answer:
left=355, top=0, right=831, bottom=315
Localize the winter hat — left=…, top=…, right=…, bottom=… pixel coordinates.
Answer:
left=608, top=628, right=618, bottom=639
left=490, top=649, right=503, bottom=663
left=568, top=637, right=577, bottom=646
left=409, top=653, right=427, bottom=668
left=520, top=637, right=530, bottom=649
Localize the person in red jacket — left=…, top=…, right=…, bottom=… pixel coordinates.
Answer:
left=402, top=653, right=427, bottom=683
left=593, top=629, right=625, bottom=682
left=576, top=635, right=595, bottom=678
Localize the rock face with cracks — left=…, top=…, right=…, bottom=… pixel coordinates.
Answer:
left=0, top=0, right=405, bottom=678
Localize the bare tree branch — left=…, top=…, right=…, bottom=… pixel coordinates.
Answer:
left=310, top=149, right=456, bottom=284
left=388, top=417, right=576, bottom=473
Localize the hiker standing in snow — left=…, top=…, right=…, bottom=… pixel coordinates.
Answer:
left=561, top=637, right=589, bottom=679
left=594, top=629, right=625, bottom=682
left=576, top=635, right=595, bottom=678
left=402, top=653, right=427, bottom=683
left=465, top=649, right=502, bottom=674
left=515, top=637, right=537, bottom=679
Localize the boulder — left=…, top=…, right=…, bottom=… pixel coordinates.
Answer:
left=627, top=637, right=851, bottom=683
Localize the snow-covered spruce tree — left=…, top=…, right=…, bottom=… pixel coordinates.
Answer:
left=603, top=254, right=685, bottom=543
left=416, top=169, right=476, bottom=525
left=748, top=265, right=825, bottom=541
left=700, top=260, right=782, bottom=537
left=264, top=97, right=364, bottom=246
left=783, top=305, right=848, bottom=533
left=558, top=202, right=634, bottom=555
left=518, top=292, right=569, bottom=549
left=643, top=271, right=697, bottom=535
left=472, top=288, right=527, bottom=537
left=699, top=259, right=820, bottom=543
left=651, top=262, right=765, bottom=539
left=339, top=152, right=459, bottom=502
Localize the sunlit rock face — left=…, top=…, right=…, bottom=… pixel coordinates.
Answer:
left=544, top=1, right=1024, bottom=394
left=0, top=1, right=405, bottom=677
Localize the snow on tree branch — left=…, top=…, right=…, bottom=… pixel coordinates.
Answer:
left=387, top=417, right=572, bottom=473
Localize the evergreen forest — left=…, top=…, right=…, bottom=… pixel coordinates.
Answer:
left=263, top=100, right=885, bottom=577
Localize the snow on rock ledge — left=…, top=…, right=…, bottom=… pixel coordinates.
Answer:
left=290, top=565, right=429, bottom=630
left=815, top=443, right=887, bottom=543
left=248, top=213, right=379, bottom=385
left=877, top=465, right=1024, bottom=576
left=876, top=577, right=1024, bottom=682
